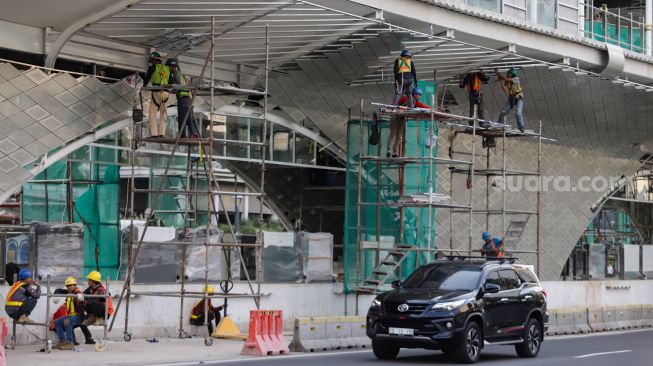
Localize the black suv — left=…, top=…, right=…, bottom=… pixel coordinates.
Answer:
left=366, top=258, right=548, bottom=363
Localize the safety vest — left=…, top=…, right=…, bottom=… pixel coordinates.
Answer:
left=177, top=69, right=191, bottom=98
left=397, top=57, right=412, bottom=74
left=65, top=290, right=79, bottom=316
left=506, top=79, right=522, bottom=98
left=150, top=63, right=170, bottom=85
left=191, top=299, right=211, bottom=319
left=472, top=74, right=482, bottom=92
left=6, top=281, right=26, bottom=307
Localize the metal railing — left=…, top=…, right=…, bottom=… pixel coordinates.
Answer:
left=443, top=1, right=650, bottom=55
left=582, top=3, right=648, bottom=54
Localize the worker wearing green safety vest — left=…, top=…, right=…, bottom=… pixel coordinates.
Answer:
left=143, top=51, right=171, bottom=138
left=166, top=58, right=199, bottom=138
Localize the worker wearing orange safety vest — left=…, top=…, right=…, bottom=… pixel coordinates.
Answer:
left=190, top=285, right=224, bottom=335
left=391, top=49, right=418, bottom=108
left=480, top=231, right=505, bottom=258
left=4, top=268, right=40, bottom=323
left=143, top=51, right=171, bottom=138
left=459, top=71, right=489, bottom=121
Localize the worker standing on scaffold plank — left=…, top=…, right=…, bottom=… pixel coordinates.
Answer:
left=166, top=58, right=200, bottom=138
left=459, top=71, right=489, bottom=122
left=496, top=68, right=525, bottom=133
left=142, top=51, right=171, bottom=138
left=387, top=87, right=429, bottom=158
left=391, top=50, right=418, bottom=108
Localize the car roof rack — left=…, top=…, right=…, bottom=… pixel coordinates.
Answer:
left=445, top=255, right=519, bottom=264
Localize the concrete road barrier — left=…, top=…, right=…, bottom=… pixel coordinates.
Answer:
left=602, top=307, right=619, bottom=331
left=573, top=308, right=592, bottom=333
left=624, top=305, right=643, bottom=328
left=642, top=305, right=653, bottom=328
left=290, top=316, right=370, bottom=353
left=546, top=308, right=590, bottom=335
left=588, top=308, right=607, bottom=332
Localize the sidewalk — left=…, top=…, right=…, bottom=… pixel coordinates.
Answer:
left=5, top=337, right=255, bottom=366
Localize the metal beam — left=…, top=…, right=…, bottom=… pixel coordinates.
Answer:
left=44, top=0, right=143, bottom=69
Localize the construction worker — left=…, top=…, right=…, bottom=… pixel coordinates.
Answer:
left=4, top=268, right=40, bottom=323
left=190, top=285, right=224, bottom=335
left=496, top=68, right=525, bottom=132
left=143, top=51, right=171, bottom=138
left=53, top=277, right=85, bottom=350
left=387, top=87, right=430, bottom=158
left=391, top=49, right=418, bottom=108
left=459, top=71, right=489, bottom=121
left=166, top=58, right=200, bottom=138
left=480, top=231, right=504, bottom=258
left=81, top=271, right=107, bottom=326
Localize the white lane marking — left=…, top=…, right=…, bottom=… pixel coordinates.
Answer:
left=548, top=328, right=653, bottom=341
left=574, top=350, right=632, bottom=359
left=145, top=349, right=371, bottom=366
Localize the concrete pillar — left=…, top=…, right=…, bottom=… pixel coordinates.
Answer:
left=645, top=0, right=653, bottom=56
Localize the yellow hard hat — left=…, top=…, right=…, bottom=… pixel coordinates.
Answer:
left=202, top=285, right=214, bottom=295
left=87, top=271, right=102, bottom=283
left=64, top=277, right=77, bottom=286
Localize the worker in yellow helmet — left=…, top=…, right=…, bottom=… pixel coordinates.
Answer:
left=81, top=271, right=107, bottom=326
left=53, top=277, right=86, bottom=350
left=190, top=285, right=224, bottom=335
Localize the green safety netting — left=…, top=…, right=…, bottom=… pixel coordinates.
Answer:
left=22, top=138, right=121, bottom=280
left=343, top=81, right=439, bottom=293
left=584, top=20, right=644, bottom=53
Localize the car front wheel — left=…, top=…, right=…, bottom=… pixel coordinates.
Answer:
left=372, top=339, right=399, bottom=360
left=454, top=321, right=482, bottom=364
left=515, top=318, right=543, bottom=358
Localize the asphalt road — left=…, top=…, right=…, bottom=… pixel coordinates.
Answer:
left=156, top=329, right=653, bottom=366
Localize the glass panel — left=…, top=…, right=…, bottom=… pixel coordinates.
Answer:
left=295, top=134, right=314, bottom=165
left=272, top=124, right=292, bottom=162
left=226, top=115, right=249, bottom=158
left=526, top=0, right=555, bottom=28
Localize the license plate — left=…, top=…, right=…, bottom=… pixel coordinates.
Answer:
left=389, top=327, right=414, bottom=336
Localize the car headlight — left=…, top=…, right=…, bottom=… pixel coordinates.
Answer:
left=431, top=299, right=465, bottom=311
left=371, top=299, right=382, bottom=308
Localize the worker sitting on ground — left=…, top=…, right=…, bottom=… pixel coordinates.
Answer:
left=391, top=49, right=418, bottom=108
left=459, top=71, right=489, bottom=122
left=81, top=271, right=107, bottom=326
left=53, top=277, right=86, bottom=350
left=4, top=268, right=40, bottom=323
left=190, top=285, right=224, bottom=335
left=166, top=58, right=200, bottom=138
left=142, top=51, right=171, bottom=139
left=480, top=231, right=505, bottom=258
left=496, top=68, right=525, bottom=132
left=387, top=87, right=430, bottom=158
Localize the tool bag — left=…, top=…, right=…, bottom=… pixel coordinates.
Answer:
left=132, top=92, right=144, bottom=123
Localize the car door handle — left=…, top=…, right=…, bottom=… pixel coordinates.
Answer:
left=524, top=295, right=533, bottom=300
left=500, top=298, right=509, bottom=302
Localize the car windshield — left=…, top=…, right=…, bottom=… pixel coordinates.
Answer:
left=403, top=264, right=482, bottom=291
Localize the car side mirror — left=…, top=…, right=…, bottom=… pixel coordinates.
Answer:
left=391, top=280, right=403, bottom=289
left=484, top=283, right=500, bottom=294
